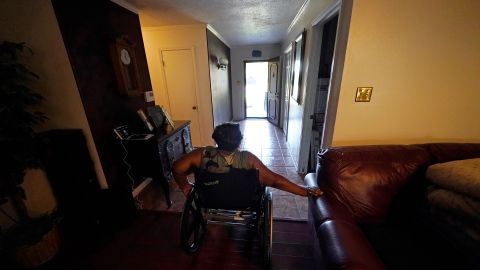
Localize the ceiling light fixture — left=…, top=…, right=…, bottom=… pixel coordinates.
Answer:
left=217, top=57, right=229, bottom=70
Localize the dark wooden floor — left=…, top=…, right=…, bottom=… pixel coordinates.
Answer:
left=9, top=211, right=315, bottom=270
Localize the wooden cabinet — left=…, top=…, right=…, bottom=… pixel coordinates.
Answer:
left=123, top=121, right=192, bottom=207
left=156, top=121, right=192, bottom=180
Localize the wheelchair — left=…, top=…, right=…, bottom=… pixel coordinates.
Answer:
left=180, top=168, right=273, bottom=268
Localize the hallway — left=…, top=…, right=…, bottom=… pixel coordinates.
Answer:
left=239, top=119, right=308, bottom=220
left=140, top=119, right=308, bottom=221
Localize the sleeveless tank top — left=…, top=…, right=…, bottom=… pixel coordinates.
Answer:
left=200, top=146, right=250, bottom=173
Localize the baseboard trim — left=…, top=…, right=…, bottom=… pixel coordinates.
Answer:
left=132, top=177, right=152, bottom=197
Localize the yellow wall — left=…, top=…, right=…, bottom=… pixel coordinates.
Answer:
left=141, top=24, right=214, bottom=146
left=0, top=0, right=108, bottom=227
left=333, top=0, right=480, bottom=146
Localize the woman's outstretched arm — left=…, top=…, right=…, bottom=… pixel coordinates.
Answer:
left=246, top=152, right=323, bottom=197
left=172, top=148, right=203, bottom=196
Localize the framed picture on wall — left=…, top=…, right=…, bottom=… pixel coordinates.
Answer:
left=291, top=30, right=306, bottom=104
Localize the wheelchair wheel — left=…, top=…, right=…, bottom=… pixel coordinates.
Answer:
left=180, top=187, right=206, bottom=253
left=260, top=188, right=273, bottom=268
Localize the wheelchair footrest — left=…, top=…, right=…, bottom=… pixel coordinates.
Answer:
left=206, top=209, right=257, bottom=226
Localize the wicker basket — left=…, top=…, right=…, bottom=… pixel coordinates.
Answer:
left=13, top=226, right=60, bottom=268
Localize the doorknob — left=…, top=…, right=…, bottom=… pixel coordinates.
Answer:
left=192, top=106, right=197, bottom=110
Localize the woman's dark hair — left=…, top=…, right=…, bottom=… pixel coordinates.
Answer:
left=212, top=122, right=243, bottom=151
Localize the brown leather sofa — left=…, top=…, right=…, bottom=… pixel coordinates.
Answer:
left=305, top=143, right=480, bottom=270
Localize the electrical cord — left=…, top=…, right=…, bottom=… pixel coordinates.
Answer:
left=119, top=139, right=135, bottom=187
left=0, top=206, right=18, bottom=224
left=119, top=139, right=144, bottom=209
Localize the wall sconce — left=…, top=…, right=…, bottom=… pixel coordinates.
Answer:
left=217, top=57, right=229, bottom=70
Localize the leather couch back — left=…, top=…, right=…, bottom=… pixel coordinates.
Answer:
left=317, top=145, right=430, bottom=223
left=418, top=143, right=480, bottom=163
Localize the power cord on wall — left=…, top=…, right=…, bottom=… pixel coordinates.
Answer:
left=0, top=206, right=18, bottom=224
left=119, top=139, right=144, bottom=209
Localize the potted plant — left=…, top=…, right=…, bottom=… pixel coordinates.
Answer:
left=0, top=41, right=60, bottom=268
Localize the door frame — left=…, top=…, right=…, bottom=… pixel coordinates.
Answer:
left=281, top=45, right=293, bottom=137
left=319, top=0, right=352, bottom=148
left=277, top=55, right=285, bottom=129
left=296, top=0, right=352, bottom=171
left=158, top=47, right=203, bottom=145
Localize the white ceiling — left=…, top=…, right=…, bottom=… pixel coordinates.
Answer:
left=123, top=0, right=306, bottom=46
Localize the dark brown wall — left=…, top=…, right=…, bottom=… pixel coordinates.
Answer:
left=206, top=29, right=232, bottom=127
left=51, top=0, right=153, bottom=189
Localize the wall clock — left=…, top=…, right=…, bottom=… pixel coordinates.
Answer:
left=110, top=35, right=142, bottom=97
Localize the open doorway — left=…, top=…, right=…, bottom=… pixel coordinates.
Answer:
left=245, top=61, right=268, bottom=118
left=309, top=15, right=339, bottom=171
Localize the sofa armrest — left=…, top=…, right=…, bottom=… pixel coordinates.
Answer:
left=318, top=220, right=386, bottom=270
left=305, top=173, right=355, bottom=228
left=306, top=173, right=386, bottom=270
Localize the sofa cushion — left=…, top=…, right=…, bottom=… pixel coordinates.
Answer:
left=426, top=158, right=480, bottom=200
left=428, top=188, right=480, bottom=225
left=317, top=145, right=430, bottom=223
left=360, top=217, right=471, bottom=270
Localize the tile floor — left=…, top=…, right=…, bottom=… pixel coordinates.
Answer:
left=139, top=118, right=308, bottom=220
left=238, top=119, right=308, bottom=220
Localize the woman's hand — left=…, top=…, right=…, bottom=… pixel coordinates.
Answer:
left=181, top=183, right=193, bottom=197
left=305, top=186, right=323, bottom=197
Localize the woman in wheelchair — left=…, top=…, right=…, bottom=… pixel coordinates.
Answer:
left=172, top=122, right=323, bottom=198
left=172, top=122, right=322, bottom=265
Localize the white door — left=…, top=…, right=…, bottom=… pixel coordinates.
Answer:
left=161, top=49, right=201, bottom=146
left=267, top=61, right=280, bottom=126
